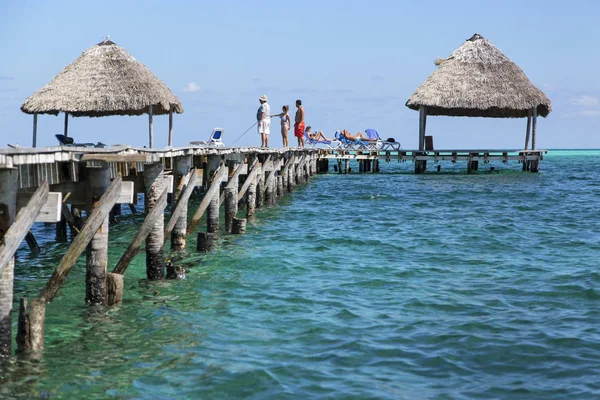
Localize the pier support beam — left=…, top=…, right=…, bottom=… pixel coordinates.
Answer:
left=143, top=163, right=168, bottom=280
left=85, top=164, right=111, bottom=304
left=256, top=159, right=265, bottom=209
left=197, top=232, right=213, bottom=252
left=0, top=168, right=18, bottom=355
left=246, top=176, right=257, bottom=218
left=224, top=161, right=241, bottom=233
left=206, top=156, right=221, bottom=234
left=232, top=217, right=247, bottom=234
left=171, top=155, right=193, bottom=251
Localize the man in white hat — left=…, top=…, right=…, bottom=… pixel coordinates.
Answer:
left=257, top=94, right=271, bottom=147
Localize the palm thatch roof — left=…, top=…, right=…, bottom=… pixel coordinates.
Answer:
left=21, top=39, right=183, bottom=117
left=406, top=34, right=551, bottom=118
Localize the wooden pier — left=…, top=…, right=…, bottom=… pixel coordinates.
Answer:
left=0, top=143, right=545, bottom=356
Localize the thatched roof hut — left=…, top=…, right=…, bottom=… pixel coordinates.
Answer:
left=21, top=39, right=183, bottom=147
left=405, top=34, right=551, bottom=155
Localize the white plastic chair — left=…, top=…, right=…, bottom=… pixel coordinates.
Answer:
left=190, top=128, right=225, bottom=147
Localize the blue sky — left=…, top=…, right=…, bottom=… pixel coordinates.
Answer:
left=1, top=0, right=599, bottom=149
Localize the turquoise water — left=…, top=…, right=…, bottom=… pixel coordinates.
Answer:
left=2, top=150, right=600, bottom=399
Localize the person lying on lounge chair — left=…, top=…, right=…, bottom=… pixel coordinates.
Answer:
left=306, top=126, right=332, bottom=141
left=340, top=129, right=367, bottom=142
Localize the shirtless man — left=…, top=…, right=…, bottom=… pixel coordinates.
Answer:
left=294, top=99, right=305, bottom=147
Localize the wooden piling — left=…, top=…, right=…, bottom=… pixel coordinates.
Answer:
left=232, top=217, right=247, bottom=234
left=56, top=214, right=67, bottom=242
left=143, top=163, right=168, bottom=280
left=85, top=164, right=111, bottom=304
left=467, top=153, right=479, bottom=174
left=114, top=188, right=168, bottom=275
left=171, top=155, right=193, bottom=251
left=40, top=176, right=122, bottom=303
left=164, top=167, right=197, bottom=246
left=25, top=231, right=40, bottom=255
left=224, top=162, right=241, bottom=233
left=197, top=232, right=213, bottom=252
left=0, top=169, right=22, bottom=354
left=256, top=165, right=265, bottom=208
left=246, top=175, right=257, bottom=218
left=107, top=273, right=124, bottom=306
left=206, top=156, right=221, bottom=234
left=276, top=175, right=284, bottom=197
left=187, top=163, right=226, bottom=234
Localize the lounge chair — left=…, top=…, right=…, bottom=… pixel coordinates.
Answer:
left=363, top=129, right=401, bottom=150
left=304, top=131, right=340, bottom=148
left=190, top=128, right=225, bottom=147
left=55, top=134, right=106, bottom=148
left=334, top=130, right=368, bottom=149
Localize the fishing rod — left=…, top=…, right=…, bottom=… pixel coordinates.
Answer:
left=231, top=121, right=258, bottom=145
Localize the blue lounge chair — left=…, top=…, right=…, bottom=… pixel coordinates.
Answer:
left=363, top=129, right=401, bottom=150
left=335, top=131, right=368, bottom=149
left=190, top=127, right=225, bottom=147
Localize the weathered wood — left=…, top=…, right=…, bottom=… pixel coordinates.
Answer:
left=61, top=203, right=80, bottom=234
left=86, top=166, right=111, bottom=305
left=107, top=273, right=124, bottom=306
left=113, top=187, right=168, bottom=275
left=0, top=181, right=48, bottom=277
left=524, top=109, right=532, bottom=151
left=143, top=164, right=169, bottom=280
left=166, top=167, right=197, bottom=248
left=225, top=186, right=237, bottom=233
left=170, top=157, right=193, bottom=251
left=148, top=104, right=154, bottom=148
left=55, top=214, right=67, bottom=242
left=16, top=297, right=44, bottom=352
left=0, top=168, right=18, bottom=355
left=220, top=161, right=244, bottom=206
left=531, top=107, right=538, bottom=151
left=109, top=204, right=121, bottom=224
left=197, top=232, right=213, bottom=252
left=187, top=163, right=226, bottom=235
left=64, top=112, right=69, bottom=137
left=81, top=154, right=151, bottom=163
left=246, top=175, right=257, bottom=218
left=17, top=190, right=61, bottom=223
left=128, top=203, right=137, bottom=214
left=16, top=298, right=30, bottom=352
left=419, top=106, right=427, bottom=151
left=168, top=108, right=173, bottom=147
left=39, top=175, right=122, bottom=303
left=237, top=157, right=261, bottom=200
left=32, top=114, right=38, bottom=148
left=276, top=175, right=284, bottom=197
left=25, top=231, right=40, bottom=255
left=232, top=218, right=247, bottom=234
left=29, top=298, right=45, bottom=352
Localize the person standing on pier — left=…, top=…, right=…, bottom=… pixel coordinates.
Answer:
left=257, top=95, right=271, bottom=147
left=271, top=105, right=291, bottom=147
left=294, top=99, right=305, bottom=147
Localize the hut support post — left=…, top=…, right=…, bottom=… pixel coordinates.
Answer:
left=416, top=106, right=427, bottom=174
left=85, top=164, right=111, bottom=305
left=148, top=105, right=154, bottom=148
left=32, top=114, right=38, bottom=148
left=171, top=156, right=193, bottom=251
left=524, top=109, right=532, bottom=151
left=531, top=107, right=538, bottom=151
left=168, top=108, right=173, bottom=147
left=64, top=112, right=69, bottom=137
left=143, top=163, right=168, bottom=280
left=0, top=168, right=19, bottom=356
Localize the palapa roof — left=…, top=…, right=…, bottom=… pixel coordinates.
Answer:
left=21, top=39, right=183, bottom=117
left=406, top=34, right=551, bottom=118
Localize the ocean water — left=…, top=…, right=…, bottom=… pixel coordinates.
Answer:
left=2, top=150, right=600, bottom=399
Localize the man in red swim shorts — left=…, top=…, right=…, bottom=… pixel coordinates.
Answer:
left=294, top=99, right=305, bottom=147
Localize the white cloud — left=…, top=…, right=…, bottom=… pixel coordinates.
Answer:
left=182, top=82, right=201, bottom=93
left=571, top=95, right=599, bottom=107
